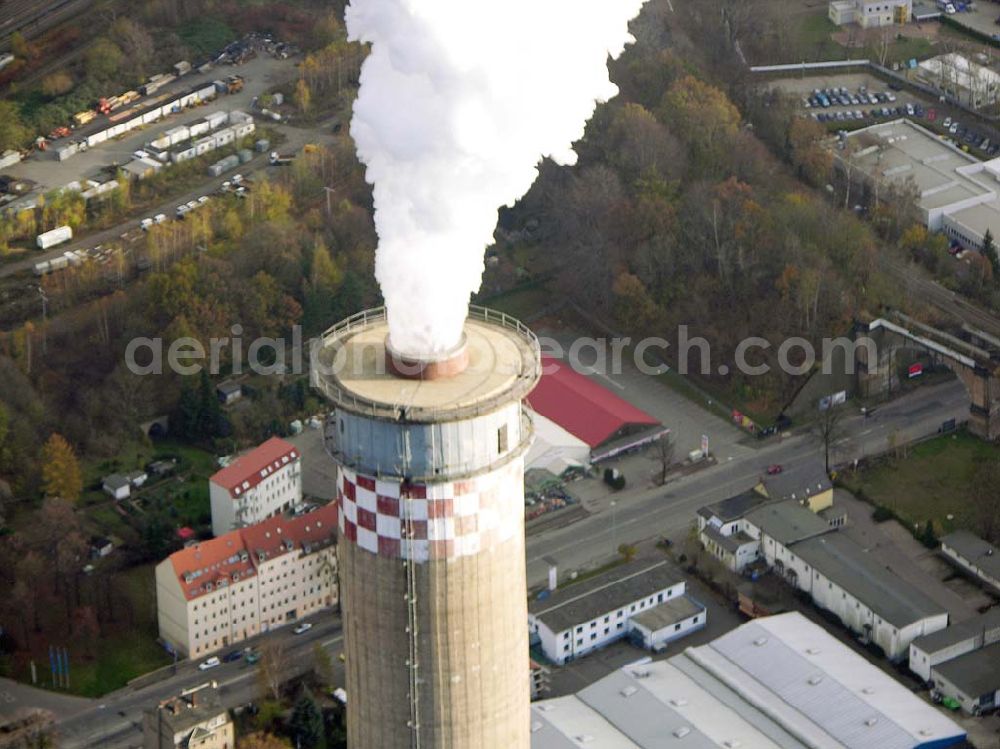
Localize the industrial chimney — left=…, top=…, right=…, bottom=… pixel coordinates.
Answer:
left=311, top=305, right=540, bottom=748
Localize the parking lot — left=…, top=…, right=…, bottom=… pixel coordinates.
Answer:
left=774, top=71, right=1000, bottom=158
left=1, top=54, right=297, bottom=192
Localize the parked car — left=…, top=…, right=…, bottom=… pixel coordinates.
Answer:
left=139, top=217, right=153, bottom=231
left=222, top=650, right=243, bottom=663
left=950, top=122, right=959, bottom=134
left=153, top=213, right=167, bottom=224
left=176, top=205, right=189, bottom=218
left=294, top=622, right=313, bottom=635
left=943, top=116, right=952, bottom=128
left=767, top=464, right=784, bottom=475
left=245, top=649, right=260, bottom=665
left=185, top=199, right=199, bottom=211
left=198, top=656, right=221, bottom=671
left=197, top=195, right=210, bottom=206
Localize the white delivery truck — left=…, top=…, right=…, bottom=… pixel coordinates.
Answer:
left=36, top=226, right=73, bottom=250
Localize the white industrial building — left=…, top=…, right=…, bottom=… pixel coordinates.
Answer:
left=842, top=119, right=1000, bottom=251
left=930, top=641, right=1000, bottom=715
left=698, top=496, right=948, bottom=661
left=917, top=53, right=1000, bottom=110
left=909, top=607, right=1000, bottom=681
left=525, top=411, right=590, bottom=476
left=528, top=559, right=704, bottom=665
left=531, top=612, right=966, bottom=749
left=940, top=530, right=1000, bottom=594
left=774, top=531, right=948, bottom=661
left=829, top=0, right=911, bottom=27
left=209, top=436, right=302, bottom=537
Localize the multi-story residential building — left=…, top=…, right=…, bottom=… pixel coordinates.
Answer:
left=209, top=436, right=302, bottom=537
left=156, top=504, right=337, bottom=659
left=142, top=683, right=233, bottom=749
left=527, top=559, right=705, bottom=665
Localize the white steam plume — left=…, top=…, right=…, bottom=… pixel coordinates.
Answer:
left=346, top=0, right=649, bottom=357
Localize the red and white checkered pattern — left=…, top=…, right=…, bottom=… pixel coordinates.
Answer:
left=337, top=461, right=523, bottom=562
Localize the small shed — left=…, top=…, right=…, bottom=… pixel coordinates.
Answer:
left=629, top=595, right=707, bottom=652
left=126, top=470, right=148, bottom=488
left=217, top=380, right=242, bottom=404
left=90, top=536, right=114, bottom=558
left=102, top=474, right=131, bottom=500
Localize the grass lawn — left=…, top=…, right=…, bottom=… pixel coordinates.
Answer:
left=839, top=430, right=999, bottom=533
left=178, top=17, right=236, bottom=57
left=792, top=13, right=843, bottom=61
left=886, top=36, right=933, bottom=65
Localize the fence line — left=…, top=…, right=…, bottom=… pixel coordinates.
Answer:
left=749, top=59, right=871, bottom=73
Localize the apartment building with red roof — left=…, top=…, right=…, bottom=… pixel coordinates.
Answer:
left=155, top=503, right=338, bottom=658
left=209, top=436, right=303, bottom=537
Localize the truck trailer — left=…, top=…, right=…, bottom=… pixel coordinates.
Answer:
left=36, top=226, right=73, bottom=250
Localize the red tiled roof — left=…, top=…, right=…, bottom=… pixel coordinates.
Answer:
left=527, top=356, right=659, bottom=448
left=210, top=437, right=299, bottom=497
left=167, top=503, right=338, bottom=601
left=169, top=531, right=255, bottom=601
left=240, top=504, right=338, bottom=563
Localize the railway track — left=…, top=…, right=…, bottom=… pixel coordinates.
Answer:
left=0, top=0, right=95, bottom=45
left=883, top=257, right=1000, bottom=340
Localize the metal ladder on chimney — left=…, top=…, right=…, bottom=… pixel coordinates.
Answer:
left=403, top=493, right=422, bottom=749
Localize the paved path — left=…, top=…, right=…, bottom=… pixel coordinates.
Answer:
left=0, top=677, right=91, bottom=721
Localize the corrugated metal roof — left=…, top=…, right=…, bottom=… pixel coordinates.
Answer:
left=699, top=613, right=965, bottom=749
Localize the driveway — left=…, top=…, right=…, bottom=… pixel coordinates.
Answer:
left=836, top=490, right=983, bottom=623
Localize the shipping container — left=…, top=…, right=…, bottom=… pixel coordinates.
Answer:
left=37, top=226, right=73, bottom=250
left=0, top=150, right=22, bottom=169
left=238, top=149, right=253, bottom=163
left=255, top=139, right=270, bottom=153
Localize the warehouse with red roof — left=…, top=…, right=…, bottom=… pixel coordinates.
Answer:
left=527, top=357, right=666, bottom=467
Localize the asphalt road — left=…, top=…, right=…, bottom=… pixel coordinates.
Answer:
left=524, top=377, right=969, bottom=588
left=55, top=614, right=344, bottom=749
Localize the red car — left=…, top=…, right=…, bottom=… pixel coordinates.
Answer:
left=766, top=464, right=783, bottom=475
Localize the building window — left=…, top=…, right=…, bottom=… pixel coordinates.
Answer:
left=590, top=633, right=596, bottom=641
left=675, top=623, right=682, bottom=631
left=497, top=425, right=508, bottom=453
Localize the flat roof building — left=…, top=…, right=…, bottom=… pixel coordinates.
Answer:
left=930, top=641, right=1000, bottom=715
left=531, top=612, right=966, bottom=749
left=909, top=607, right=1000, bottom=681
left=940, top=530, right=1000, bottom=594
left=842, top=119, right=1000, bottom=251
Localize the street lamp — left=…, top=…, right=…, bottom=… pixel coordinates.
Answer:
left=611, top=500, right=617, bottom=554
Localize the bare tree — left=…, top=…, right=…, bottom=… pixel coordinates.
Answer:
left=969, top=458, right=1000, bottom=544
left=651, top=435, right=676, bottom=485
left=814, top=405, right=846, bottom=473
left=256, top=640, right=288, bottom=703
